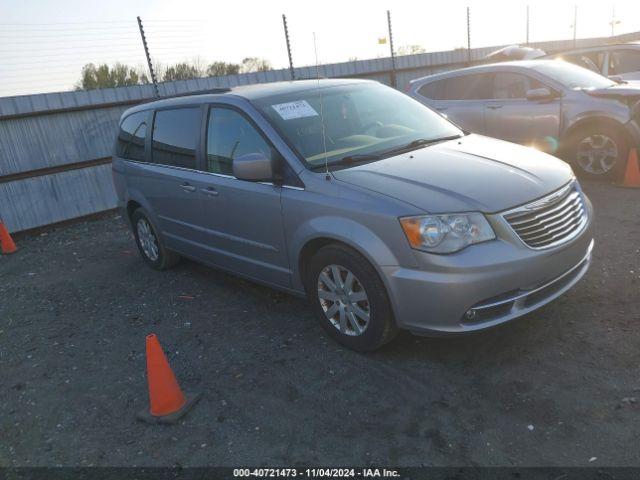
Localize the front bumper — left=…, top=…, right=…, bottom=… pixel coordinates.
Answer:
left=382, top=196, right=594, bottom=335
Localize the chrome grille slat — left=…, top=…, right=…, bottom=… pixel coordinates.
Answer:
left=519, top=206, right=585, bottom=241
left=507, top=191, right=580, bottom=226
left=525, top=215, right=585, bottom=246
left=503, top=182, right=588, bottom=249
left=516, top=200, right=582, bottom=234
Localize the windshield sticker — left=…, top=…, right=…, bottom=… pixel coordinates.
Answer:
left=271, top=100, right=319, bottom=120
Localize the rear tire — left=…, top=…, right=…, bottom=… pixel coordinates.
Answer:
left=563, top=124, right=628, bottom=181
left=304, top=244, right=398, bottom=352
left=131, top=208, right=180, bottom=271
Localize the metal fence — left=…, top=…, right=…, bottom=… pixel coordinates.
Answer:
left=1, top=30, right=639, bottom=233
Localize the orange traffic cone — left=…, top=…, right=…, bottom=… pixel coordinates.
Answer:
left=621, top=148, right=640, bottom=188
left=137, top=334, right=201, bottom=424
left=0, top=218, right=17, bottom=255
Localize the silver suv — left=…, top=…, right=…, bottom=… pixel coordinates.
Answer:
left=112, top=79, right=594, bottom=351
left=408, top=60, right=640, bottom=180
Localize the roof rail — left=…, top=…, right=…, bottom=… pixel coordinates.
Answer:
left=160, top=87, right=232, bottom=99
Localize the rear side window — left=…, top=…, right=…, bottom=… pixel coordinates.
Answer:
left=610, top=50, right=640, bottom=75
left=420, top=74, right=491, bottom=100
left=116, top=111, right=147, bottom=161
left=206, top=107, right=272, bottom=175
left=152, top=107, right=201, bottom=169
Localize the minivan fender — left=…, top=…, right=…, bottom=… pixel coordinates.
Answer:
left=289, top=215, right=402, bottom=292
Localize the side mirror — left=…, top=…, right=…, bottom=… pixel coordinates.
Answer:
left=609, top=75, right=624, bottom=84
left=526, top=87, right=555, bottom=101
left=232, top=152, right=274, bottom=182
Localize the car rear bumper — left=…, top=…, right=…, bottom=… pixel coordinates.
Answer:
left=381, top=200, right=594, bottom=335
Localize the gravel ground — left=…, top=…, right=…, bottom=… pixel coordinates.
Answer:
left=0, top=182, right=639, bottom=467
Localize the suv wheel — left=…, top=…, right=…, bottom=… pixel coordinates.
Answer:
left=566, top=124, right=628, bottom=181
left=305, top=244, right=397, bottom=352
left=131, top=208, right=180, bottom=270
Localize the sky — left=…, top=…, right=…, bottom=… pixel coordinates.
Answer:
left=1, top=0, right=639, bottom=97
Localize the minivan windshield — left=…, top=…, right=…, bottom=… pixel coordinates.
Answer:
left=532, top=61, right=616, bottom=89
left=254, top=83, right=463, bottom=169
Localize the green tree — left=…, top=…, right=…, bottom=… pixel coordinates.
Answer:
left=206, top=61, right=241, bottom=76
left=240, top=57, right=272, bottom=73
left=397, top=44, right=426, bottom=55
left=76, top=63, right=148, bottom=90
left=162, top=62, right=203, bottom=82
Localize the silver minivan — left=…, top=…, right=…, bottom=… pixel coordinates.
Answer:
left=112, top=79, right=594, bottom=351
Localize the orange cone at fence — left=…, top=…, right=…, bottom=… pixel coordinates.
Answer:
left=137, top=334, right=201, bottom=424
left=0, top=219, right=17, bottom=254
left=622, top=148, right=640, bottom=188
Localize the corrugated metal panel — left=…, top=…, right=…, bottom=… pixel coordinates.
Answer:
left=0, top=164, right=116, bottom=232
left=0, top=106, right=123, bottom=175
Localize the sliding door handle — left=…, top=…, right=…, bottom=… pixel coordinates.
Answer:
left=180, top=183, right=197, bottom=193
left=200, top=187, right=219, bottom=197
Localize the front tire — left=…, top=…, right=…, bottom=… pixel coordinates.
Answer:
left=131, top=208, right=180, bottom=271
left=564, top=124, right=628, bottom=181
left=305, top=244, right=397, bottom=352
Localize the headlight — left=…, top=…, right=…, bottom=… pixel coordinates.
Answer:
left=400, top=213, right=495, bottom=253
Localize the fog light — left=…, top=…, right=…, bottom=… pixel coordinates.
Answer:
left=464, top=309, right=476, bottom=320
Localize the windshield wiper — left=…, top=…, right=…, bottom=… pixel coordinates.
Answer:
left=310, top=153, right=381, bottom=171
left=382, top=135, right=463, bottom=156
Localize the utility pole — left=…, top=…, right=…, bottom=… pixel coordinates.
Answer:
left=387, top=10, right=397, bottom=88
left=526, top=5, right=530, bottom=46
left=282, top=14, right=295, bottom=81
left=466, top=7, right=471, bottom=65
left=572, top=5, right=577, bottom=48
left=137, top=16, right=159, bottom=98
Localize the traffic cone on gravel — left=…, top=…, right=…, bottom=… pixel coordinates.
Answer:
left=622, top=148, right=640, bottom=188
left=0, top=218, right=17, bottom=254
left=137, top=334, right=201, bottom=424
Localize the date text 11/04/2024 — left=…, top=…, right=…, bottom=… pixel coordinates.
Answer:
left=233, top=468, right=401, bottom=478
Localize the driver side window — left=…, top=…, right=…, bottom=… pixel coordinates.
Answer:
left=206, top=107, right=272, bottom=175
left=492, top=73, right=543, bottom=99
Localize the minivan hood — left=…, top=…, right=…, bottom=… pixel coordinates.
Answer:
left=332, top=134, right=573, bottom=213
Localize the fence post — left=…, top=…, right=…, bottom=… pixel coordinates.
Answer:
left=526, top=5, right=530, bottom=45
left=137, top=16, right=160, bottom=97
left=466, top=7, right=471, bottom=65
left=282, top=14, right=295, bottom=81
left=387, top=10, right=397, bottom=88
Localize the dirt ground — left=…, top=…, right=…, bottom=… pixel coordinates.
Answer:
left=0, top=181, right=639, bottom=467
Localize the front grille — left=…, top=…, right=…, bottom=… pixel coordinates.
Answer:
left=503, top=182, right=587, bottom=249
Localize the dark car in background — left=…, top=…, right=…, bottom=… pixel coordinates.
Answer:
left=408, top=60, right=640, bottom=180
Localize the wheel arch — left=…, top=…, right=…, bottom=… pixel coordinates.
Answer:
left=562, top=115, right=632, bottom=145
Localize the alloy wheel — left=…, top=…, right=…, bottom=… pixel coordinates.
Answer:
left=136, top=218, right=159, bottom=262
left=317, top=264, right=370, bottom=336
left=576, top=134, right=618, bottom=175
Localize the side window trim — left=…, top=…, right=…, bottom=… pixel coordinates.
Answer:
left=149, top=104, right=204, bottom=170
left=204, top=103, right=303, bottom=188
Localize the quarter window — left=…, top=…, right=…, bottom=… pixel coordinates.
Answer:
left=151, top=107, right=201, bottom=169
left=206, top=107, right=272, bottom=175
left=116, top=111, right=147, bottom=161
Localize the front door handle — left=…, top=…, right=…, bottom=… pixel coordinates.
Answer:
left=180, top=183, right=197, bottom=192
left=200, top=187, right=219, bottom=197
left=487, top=104, right=503, bottom=110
